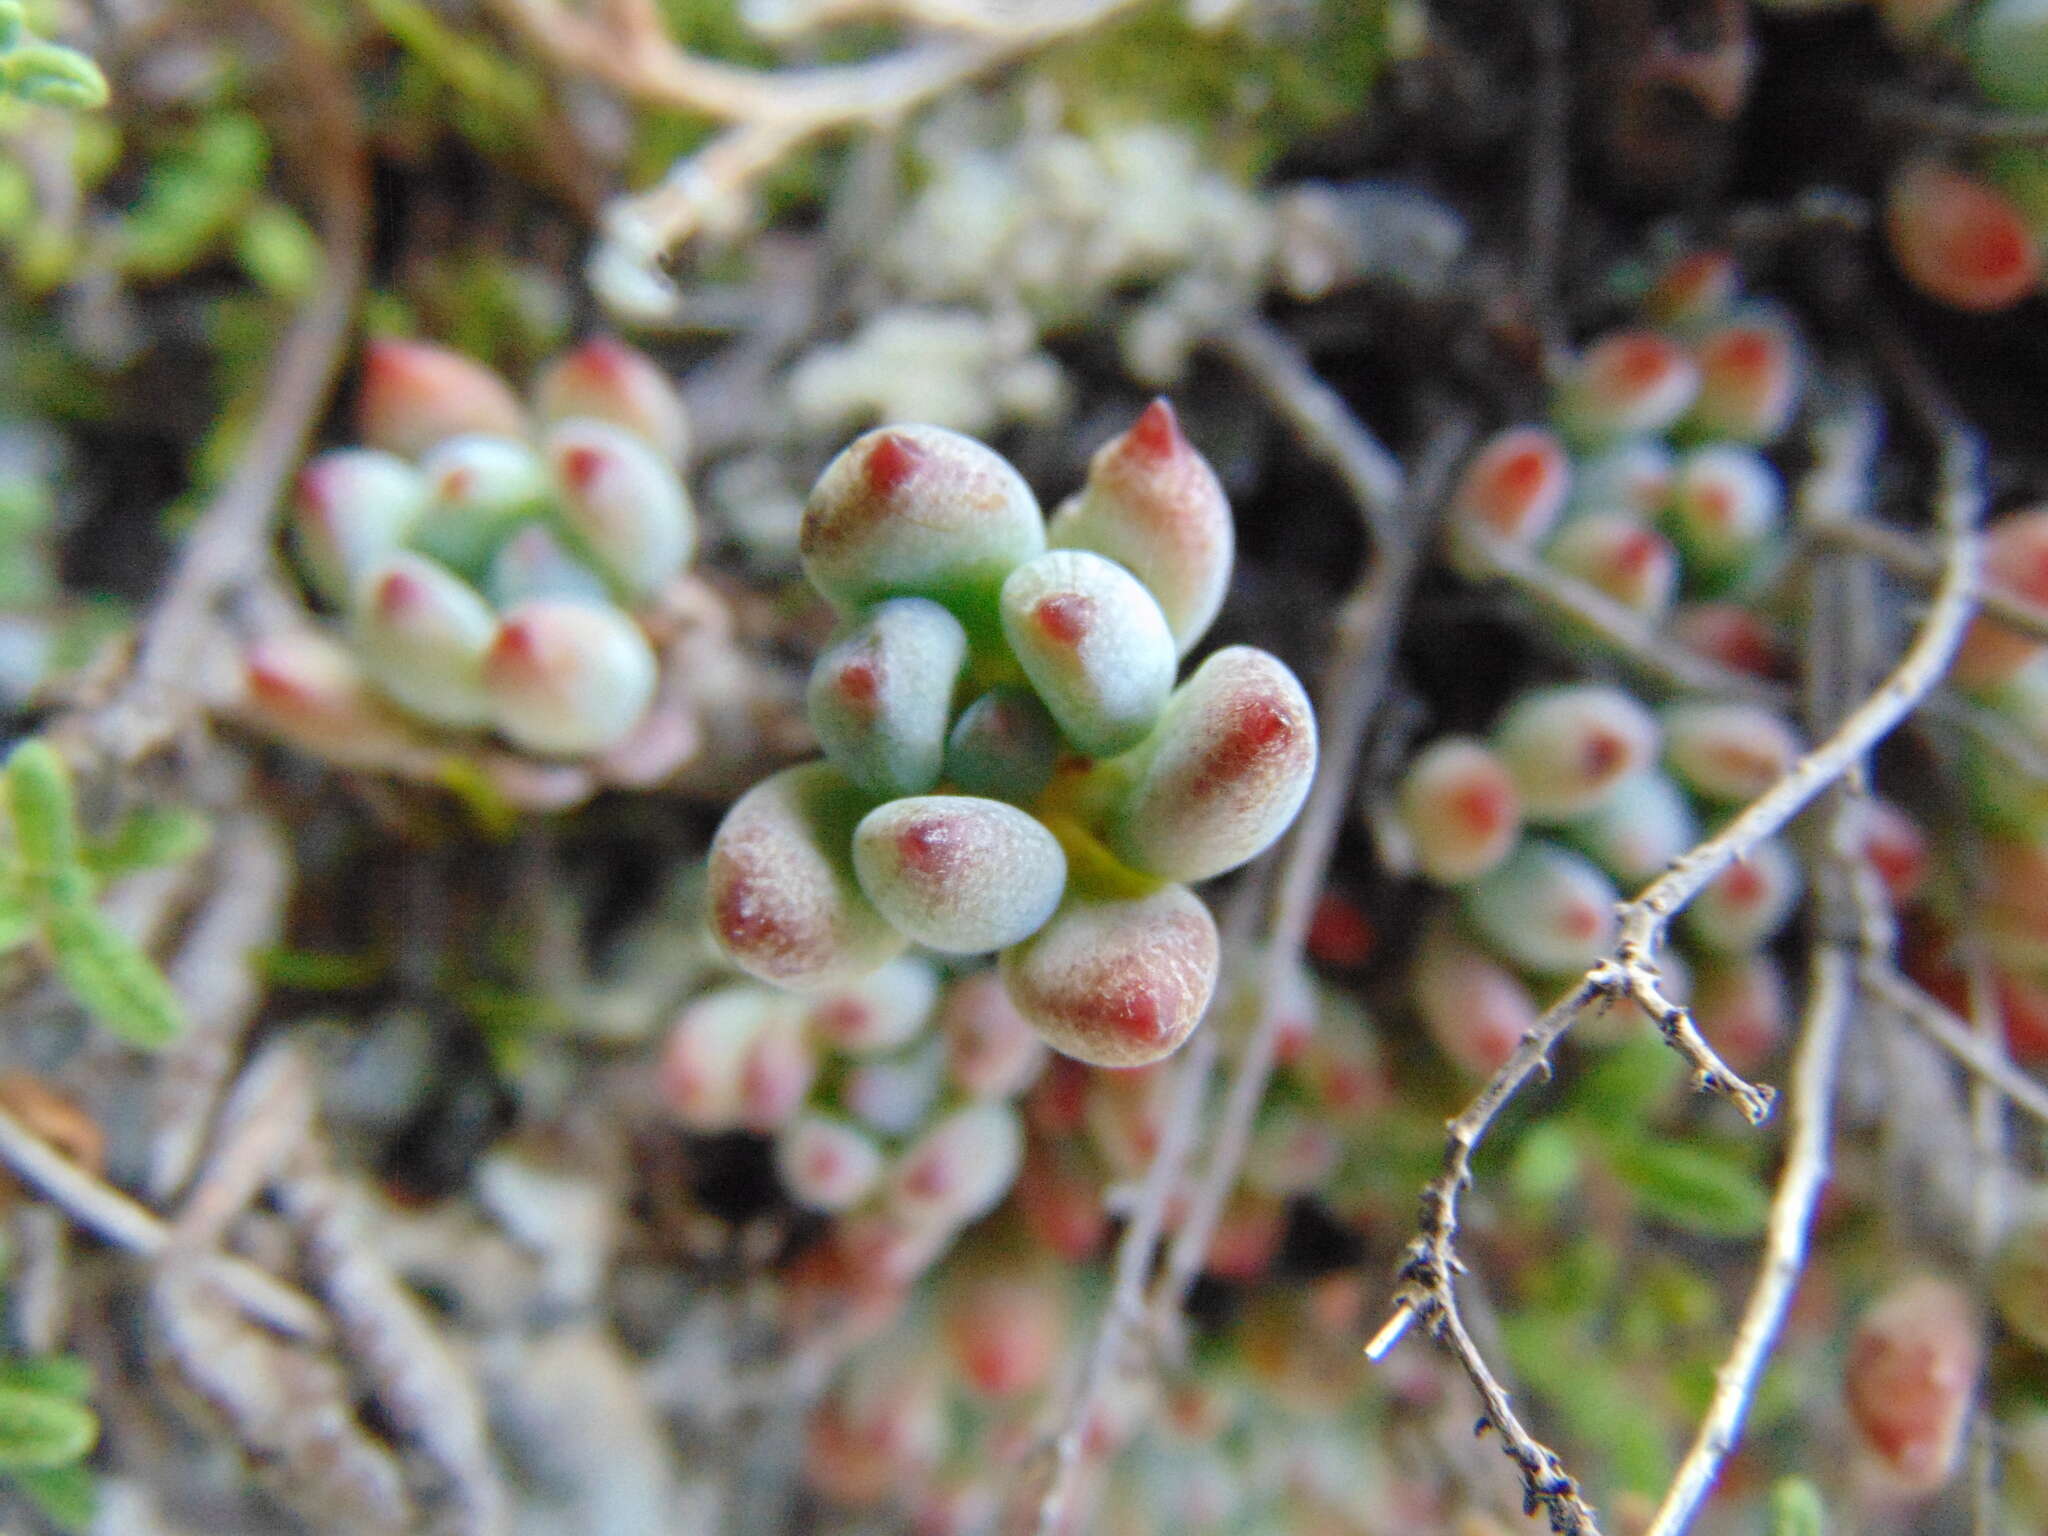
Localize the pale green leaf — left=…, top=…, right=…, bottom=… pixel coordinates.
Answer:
left=15, top=1460, right=99, bottom=1530
left=42, top=900, right=185, bottom=1048
left=82, top=805, right=210, bottom=880
left=3, top=740, right=77, bottom=873
left=0, top=1386, right=96, bottom=1469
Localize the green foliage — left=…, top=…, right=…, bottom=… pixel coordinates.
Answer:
left=0, top=738, right=197, bottom=1047
left=0, top=1383, right=96, bottom=1469
left=1769, top=1476, right=1827, bottom=1536
left=0, top=4, right=108, bottom=112
left=1599, top=1133, right=1771, bottom=1239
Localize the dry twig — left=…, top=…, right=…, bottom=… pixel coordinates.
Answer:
left=1370, top=386, right=1986, bottom=1532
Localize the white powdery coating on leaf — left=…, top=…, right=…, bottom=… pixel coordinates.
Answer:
left=1491, top=682, right=1660, bottom=822
left=1049, top=400, right=1234, bottom=653
left=1110, top=645, right=1317, bottom=882
left=357, top=338, right=527, bottom=461
left=776, top=1114, right=884, bottom=1213
left=888, top=1101, right=1023, bottom=1229
left=533, top=337, right=692, bottom=466
left=1395, top=736, right=1522, bottom=885
left=1000, top=550, right=1177, bottom=757
left=803, top=956, right=942, bottom=1055
left=1000, top=884, right=1220, bottom=1068
left=708, top=763, right=906, bottom=990
left=807, top=598, right=967, bottom=799
left=853, top=796, right=1067, bottom=955
left=482, top=599, right=658, bottom=756
left=1461, top=839, right=1621, bottom=976
left=543, top=417, right=695, bottom=599
left=1661, top=700, right=1803, bottom=803
left=800, top=424, right=1044, bottom=618
left=349, top=553, right=497, bottom=729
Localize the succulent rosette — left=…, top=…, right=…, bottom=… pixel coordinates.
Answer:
left=708, top=402, right=1317, bottom=1068
left=245, top=336, right=762, bottom=803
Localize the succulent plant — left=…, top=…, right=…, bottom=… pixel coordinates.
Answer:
left=710, top=405, right=1316, bottom=1068
left=257, top=336, right=696, bottom=765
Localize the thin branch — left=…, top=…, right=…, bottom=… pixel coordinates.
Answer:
left=1809, top=516, right=2048, bottom=647
left=1862, top=968, right=2048, bottom=1127
left=1029, top=1023, right=1217, bottom=1536
left=1151, top=400, right=1471, bottom=1325
left=1642, top=940, right=1851, bottom=1536
left=65, top=0, right=368, bottom=768
left=1460, top=532, right=1790, bottom=705
left=1868, top=87, right=2048, bottom=145
left=1371, top=384, right=1987, bottom=1531
left=0, top=1099, right=329, bottom=1342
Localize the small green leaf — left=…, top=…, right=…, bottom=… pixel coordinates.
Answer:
left=233, top=200, right=321, bottom=298
left=1, top=43, right=109, bottom=111
left=81, top=805, right=210, bottom=880
left=1569, top=1030, right=1684, bottom=1122
left=0, top=1, right=26, bottom=51
left=0, top=1387, right=96, bottom=1469
left=42, top=900, right=184, bottom=1048
left=1769, top=1477, right=1826, bottom=1536
left=0, top=1358, right=92, bottom=1401
left=0, top=878, right=35, bottom=954
left=1603, top=1134, right=1770, bottom=1238
left=258, top=946, right=388, bottom=992
left=1510, top=1120, right=1582, bottom=1203
left=4, top=740, right=78, bottom=874
left=15, top=1460, right=99, bottom=1530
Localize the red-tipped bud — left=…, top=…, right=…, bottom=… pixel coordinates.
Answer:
left=999, top=550, right=1176, bottom=758
left=1691, top=952, right=1789, bottom=1074
left=410, top=435, right=551, bottom=576
left=484, top=524, right=610, bottom=610
left=1491, top=683, right=1660, bottom=822
left=1954, top=506, right=2048, bottom=692
left=349, top=553, right=498, bottom=729
left=1564, top=769, right=1697, bottom=885
left=533, top=337, right=690, bottom=464
left=1684, top=310, right=1804, bottom=443
left=804, top=957, right=942, bottom=1056
left=356, top=338, right=527, bottom=460
left=1000, top=884, right=1221, bottom=1068
left=938, top=1266, right=1068, bottom=1400
left=1292, top=991, right=1389, bottom=1114
left=775, top=1114, right=885, bottom=1212
left=1844, top=1276, right=1981, bottom=1494
left=544, top=418, right=695, bottom=600
left=887, top=1101, right=1024, bottom=1230
left=1554, top=330, right=1701, bottom=447
left=708, top=763, right=908, bottom=990
left=1886, top=159, right=2041, bottom=314
left=1412, top=923, right=1538, bottom=1075
left=1048, top=397, right=1234, bottom=653
left=1645, top=249, right=1741, bottom=330
left=1109, top=645, right=1317, bottom=883
left=852, top=795, right=1068, bottom=954
left=658, top=988, right=788, bottom=1132
left=1462, top=839, right=1620, bottom=976
left=1670, top=601, right=1788, bottom=680
left=1666, top=443, right=1783, bottom=583
left=1662, top=700, right=1802, bottom=804
left=481, top=599, right=658, bottom=756
left=1446, top=426, right=1572, bottom=564
left=801, top=425, right=1044, bottom=638
left=1546, top=511, right=1681, bottom=619
left=291, top=449, right=428, bottom=607
left=939, top=970, right=1048, bottom=1099
left=243, top=629, right=384, bottom=737
left=808, top=598, right=968, bottom=799
left=944, top=687, right=1060, bottom=803
left=1682, top=838, right=1802, bottom=952
left=1394, top=736, right=1523, bottom=884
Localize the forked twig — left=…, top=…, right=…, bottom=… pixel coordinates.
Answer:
left=1371, top=392, right=1986, bottom=1531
